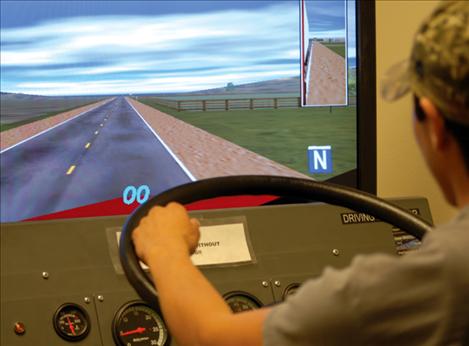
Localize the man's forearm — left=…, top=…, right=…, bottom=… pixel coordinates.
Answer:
left=147, top=246, right=234, bottom=345
left=132, top=203, right=267, bottom=345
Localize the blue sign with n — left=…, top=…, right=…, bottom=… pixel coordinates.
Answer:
left=308, top=145, right=333, bottom=174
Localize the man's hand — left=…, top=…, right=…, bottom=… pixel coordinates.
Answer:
left=130, top=201, right=267, bottom=346
left=132, top=202, right=200, bottom=264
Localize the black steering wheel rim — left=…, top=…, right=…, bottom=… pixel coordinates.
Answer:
left=120, top=175, right=432, bottom=307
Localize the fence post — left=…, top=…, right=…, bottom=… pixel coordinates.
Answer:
left=274, top=98, right=278, bottom=109
left=225, top=99, right=229, bottom=111
left=177, top=101, right=181, bottom=112
left=203, top=100, right=206, bottom=111
left=250, top=99, right=254, bottom=110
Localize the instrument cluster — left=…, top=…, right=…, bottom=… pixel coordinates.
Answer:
left=50, top=285, right=300, bottom=345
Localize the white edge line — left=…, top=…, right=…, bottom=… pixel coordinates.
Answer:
left=126, top=98, right=197, bottom=182
left=0, top=98, right=114, bottom=154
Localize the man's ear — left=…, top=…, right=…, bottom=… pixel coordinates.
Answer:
left=419, top=97, right=449, bottom=150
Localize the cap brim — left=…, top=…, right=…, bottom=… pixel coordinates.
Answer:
left=381, top=60, right=411, bottom=102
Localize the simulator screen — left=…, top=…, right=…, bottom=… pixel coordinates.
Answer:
left=1, top=0, right=359, bottom=222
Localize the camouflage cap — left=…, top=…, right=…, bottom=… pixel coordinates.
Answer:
left=381, top=1, right=469, bottom=126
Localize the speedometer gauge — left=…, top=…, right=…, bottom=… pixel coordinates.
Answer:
left=112, top=301, right=169, bottom=346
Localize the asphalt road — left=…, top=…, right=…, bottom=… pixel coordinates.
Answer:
left=0, top=97, right=193, bottom=222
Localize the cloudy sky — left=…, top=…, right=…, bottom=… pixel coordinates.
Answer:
left=1, top=0, right=355, bottom=96
left=306, top=0, right=345, bottom=38
left=306, top=0, right=356, bottom=64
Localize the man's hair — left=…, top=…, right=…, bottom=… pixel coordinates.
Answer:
left=414, top=95, right=469, bottom=172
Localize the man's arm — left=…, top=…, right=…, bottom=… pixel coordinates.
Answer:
left=132, top=202, right=270, bottom=346
left=131, top=202, right=451, bottom=346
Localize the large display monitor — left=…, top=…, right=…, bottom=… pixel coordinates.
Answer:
left=0, top=0, right=376, bottom=223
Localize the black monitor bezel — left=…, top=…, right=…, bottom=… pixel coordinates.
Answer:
left=356, top=0, right=376, bottom=194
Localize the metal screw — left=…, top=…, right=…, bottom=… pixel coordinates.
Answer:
left=84, top=297, right=91, bottom=304
left=261, top=281, right=269, bottom=288
left=274, top=280, right=281, bottom=287
left=97, top=295, right=104, bottom=302
left=332, top=249, right=340, bottom=256
left=42, top=272, right=49, bottom=279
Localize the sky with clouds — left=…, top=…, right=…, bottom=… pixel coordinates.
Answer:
left=306, top=0, right=345, bottom=38
left=1, top=0, right=355, bottom=96
left=306, top=0, right=356, bottom=64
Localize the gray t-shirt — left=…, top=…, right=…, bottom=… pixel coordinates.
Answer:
left=264, top=206, right=469, bottom=345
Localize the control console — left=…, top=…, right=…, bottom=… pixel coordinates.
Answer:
left=1, top=198, right=432, bottom=345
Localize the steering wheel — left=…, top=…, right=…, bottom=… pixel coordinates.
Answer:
left=120, top=175, right=432, bottom=308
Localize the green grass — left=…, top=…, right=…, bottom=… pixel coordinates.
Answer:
left=323, top=43, right=346, bottom=58
left=0, top=102, right=96, bottom=132
left=348, top=68, right=357, bottom=97
left=138, top=98, right=356, bottom=180
left=148, top=93, right=299, bottom=101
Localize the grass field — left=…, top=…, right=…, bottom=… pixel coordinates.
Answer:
left=0, top=104, right=99, bottom=132
left=144, top=93, right=300, bottom=101
left=348, top=68, right=357, bottom=99
left=323, top=42, right=346, bottom=58
left=138, top=98, right=356, bottom=180
left=0, top=94, right=104, bottom=132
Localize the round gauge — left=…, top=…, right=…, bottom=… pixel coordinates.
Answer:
left=112, top=301, right=168, bottom=346
left=223, top=292, right=262, bottom=313
left=53, top=303, right=90, bottom=341
left=283, top=283, right=301, bottom=300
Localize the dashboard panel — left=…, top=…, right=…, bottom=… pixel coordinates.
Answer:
left=1, top=199, right=432, bottom=345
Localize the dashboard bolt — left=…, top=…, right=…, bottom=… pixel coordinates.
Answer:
left=274, top=280, right=281, bottom=287
left=84, top=297, right=91, bottom=304
left=332, top=249, right=340, bottom=256
left=42, top=272, right=49, bottom=279
left=262, top=281, right=269, bottom=288
left=14, top=322, right=26, bottom=335
left=97, top=295, right=104, bottom=302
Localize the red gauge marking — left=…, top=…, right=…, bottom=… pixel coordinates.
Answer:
left=67, top=316, right=76, bottom=335
left=120, top=327, right=146, bottom=336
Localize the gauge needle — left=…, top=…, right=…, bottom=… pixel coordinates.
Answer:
left=120, top=327, right=146, bottom=336
left=67, top=316, right=76, bottom=335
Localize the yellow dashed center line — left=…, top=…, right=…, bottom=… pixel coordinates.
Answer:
left=66, top=165, right=76, bottom=175
left=85, top=142, right=91, bottom=149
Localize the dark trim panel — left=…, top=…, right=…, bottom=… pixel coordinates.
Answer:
left=356, top=0, right=377, bottom=194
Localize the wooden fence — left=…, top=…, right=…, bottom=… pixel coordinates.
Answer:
left=147, top=96, right=302, bottom=112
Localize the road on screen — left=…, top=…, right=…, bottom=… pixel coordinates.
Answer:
left=0, top=97, right=193, bottom=222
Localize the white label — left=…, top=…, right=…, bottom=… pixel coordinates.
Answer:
left=116, top=222, right=251, bottom=268
left=191, top=223, right=251, bottom=266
